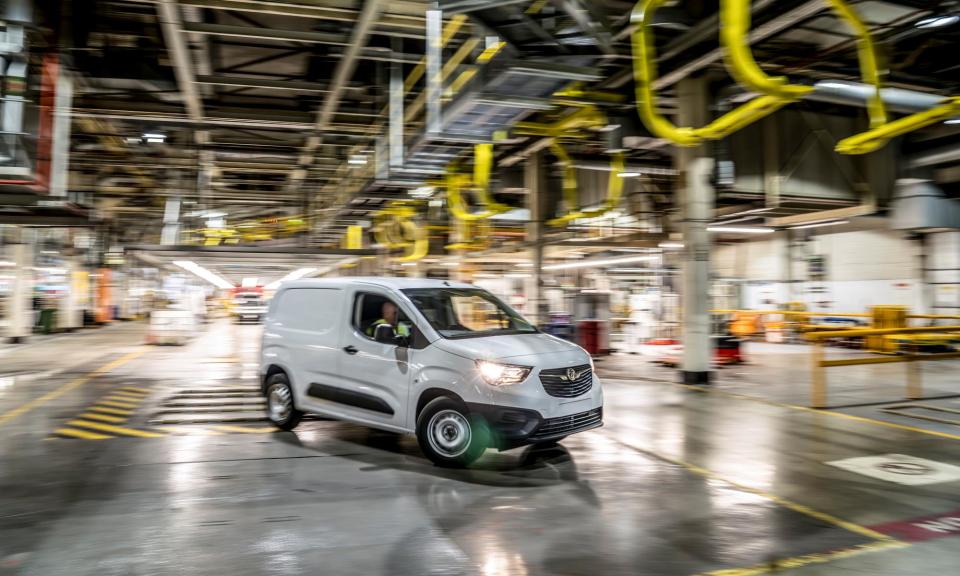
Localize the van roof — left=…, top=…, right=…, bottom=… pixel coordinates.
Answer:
left=278, top=277, right=478, bottom=291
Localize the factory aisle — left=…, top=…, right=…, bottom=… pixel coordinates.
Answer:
left=1, top=321, right=958, bottom=575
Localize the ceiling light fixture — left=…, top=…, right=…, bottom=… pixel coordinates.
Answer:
left=264, top=267, right=318, bottom=290
left=173, top=261, right=234, bottom=290
left=410, top=186, right=435, bottom=199
left=658, top=241, right=684, bottom=249
left=945, top=118, right=960, bottom=125
left=543, top=254, right=657, bottom=271
left=618, top=171, right=642, bottom=178
left=707, top=226, right=775, bottom=234
left=916, top=15, right=959, bottom=29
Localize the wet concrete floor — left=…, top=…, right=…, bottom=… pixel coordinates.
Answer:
left=1, top=320, right=958, bottom=575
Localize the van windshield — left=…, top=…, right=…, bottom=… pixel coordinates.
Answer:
left=402, top=288, right=537, bottom=339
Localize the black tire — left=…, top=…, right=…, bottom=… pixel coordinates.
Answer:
left=265, top=372, right=303, bottom=431
left=416, top=397, right=487, bottom=467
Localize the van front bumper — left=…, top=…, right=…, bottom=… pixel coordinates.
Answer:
left=465, top=402, right=602, bottom=449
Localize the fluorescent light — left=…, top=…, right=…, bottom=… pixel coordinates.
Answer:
left=241, top=277, right=259, bottom=288
left=442, top=261, right=460, bottom=267
left=142, top=132, right=165, bottom=139
left=707, top=226, right=775, bottom=234
left=618, top=171, right=641, bottom=178
left=505, top=273, right=530, bottom=279
left=264, top=267, right=317, bottom=290
left=945, top=118, right=960, bottom=125
left=916, top=15, right=959, bottom=29
left=410, top=186, right=435, bottom=199
left=658, top=241, right=684, bottom=249
left=0, top=260, right=14, bottom=267
left=348, top=154, right=368, bottom=165
left=173, top=260, right=234, bottom=290
left=543, top=254, right=657, bottom=271
left=790, top=219, right=849, bottom=230
left=400, top=262, right=417, bottom=267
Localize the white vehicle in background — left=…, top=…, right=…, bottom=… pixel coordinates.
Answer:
left=232, top=292, right=267, bottom=323
left=260, top=278, right=603, bottom=467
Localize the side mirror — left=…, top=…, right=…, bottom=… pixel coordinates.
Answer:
left=374, top=323, right=397, bottom=344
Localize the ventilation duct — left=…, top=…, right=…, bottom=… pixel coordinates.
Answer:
left=891, top=178, right=960, bottom=231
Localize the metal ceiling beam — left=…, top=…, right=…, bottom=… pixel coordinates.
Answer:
left=176, top=0, right=423, bottom=30
left=156, top=0, right=208, bottom=144
left=195, top=75, right=332, bottom=92
left=182, top=22, right=349, bottom=45
left=289, top=0, right=387, bottom=194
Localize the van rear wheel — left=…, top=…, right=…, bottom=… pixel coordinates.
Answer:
left=265, top=373, right=303, bottom=431
left=417, top=397, right=486, bottom=467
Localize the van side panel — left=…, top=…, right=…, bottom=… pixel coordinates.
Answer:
left=262, top=287, right=345, bottom=413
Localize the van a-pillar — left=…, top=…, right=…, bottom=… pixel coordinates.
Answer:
left=677, top=77, right=713, bottom=385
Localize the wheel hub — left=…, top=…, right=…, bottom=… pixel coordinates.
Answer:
left=268, top=384, right=292, bottom=422
left=427, top=409, right=471, bottom=458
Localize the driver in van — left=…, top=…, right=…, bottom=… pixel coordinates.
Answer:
left=367, top=301, right=410, bottom=338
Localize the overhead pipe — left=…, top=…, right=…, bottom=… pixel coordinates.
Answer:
left=630, top=0, right=795, bottom=147
left=547, top=147, right=626, bottom=227
left=444, top=143, right=512, bottom=221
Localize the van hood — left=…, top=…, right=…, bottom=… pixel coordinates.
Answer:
left=434, top=332, right=582, bottom=361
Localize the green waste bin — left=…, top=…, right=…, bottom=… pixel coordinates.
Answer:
left=38, top=309, right=57, bottom=334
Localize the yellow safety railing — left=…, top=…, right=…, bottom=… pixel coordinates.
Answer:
left=631, top=0, right=796, bottom=147
left=805, top=326, right=960, bottom=408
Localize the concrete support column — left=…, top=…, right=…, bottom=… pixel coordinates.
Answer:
left=676, top=77, right=713, bottom=384
left=525, top=150, right=548, bottom=324
left=7, top=241, right=33, bottom=343
left=58, top=256, right=83, bottom=331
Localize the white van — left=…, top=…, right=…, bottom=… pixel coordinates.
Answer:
left=260, top=278, right=603, bottom=466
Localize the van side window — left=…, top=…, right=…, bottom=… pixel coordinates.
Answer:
left=276, top=288, right=341, bottom=331
left=353, top=292, right=412, bottom=339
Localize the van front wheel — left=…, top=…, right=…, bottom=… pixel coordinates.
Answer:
left=417, top=397, right=486, bottom=467
left=265, top=373, right=303, bottom=431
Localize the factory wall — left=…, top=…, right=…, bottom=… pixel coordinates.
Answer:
left=712, top=229, right=929, bottom=313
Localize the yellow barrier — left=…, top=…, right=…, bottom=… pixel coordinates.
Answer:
left=805, top=326, right=960, bottom=407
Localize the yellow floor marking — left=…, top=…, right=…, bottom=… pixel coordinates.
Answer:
left=54, top=427, right=113, bottom=440
left=79, top=412, right=126, bottom=423
left=0, top=349, right=146, bottom=427
left=102, top=394, right=144, bottom=403
left=157, top=426, right=224, bottom=436
left=609, top=434, right=896, bottom=543
left=68, top=419, right=165, bottom=438
left=90, top=406, right=133, bottom=416
left=115, top=387, right=149, bottom=394
left=675, top=383, right=960, bottom=441
left=698, top=540, right=907, bottom=576
left=97, top=400, right=140, bottom=409
left=210, top=425, right=279, bottom=434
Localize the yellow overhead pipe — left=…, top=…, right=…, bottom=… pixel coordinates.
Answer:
left=547, top=147, right=626, bottom=226
left=372, top=203, right=429, bottom=262
left=721, top=0, right=893, bottom=152
left=631, top=0, right=796, bottom=147
left=836, top=96, right=960, bottom=155
left=445, top=143, right=512, bottom=221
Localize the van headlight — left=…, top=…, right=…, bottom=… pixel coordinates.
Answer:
left=476, top=360, right=531, bottom=386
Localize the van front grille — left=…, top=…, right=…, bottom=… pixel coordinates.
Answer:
left=531, top=408, right=602, bottom=440
left=538, top=364, right=593, bottom=398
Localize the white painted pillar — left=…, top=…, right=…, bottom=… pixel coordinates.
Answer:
left=58, top=256, right=83, bottom=331
left=676, top=77, right=713, bottom=384
left=7, top=242, right=33, bottom=343
left=680, top=158, right=714, bottom=383
left=525, top=150, right=547, bottom=325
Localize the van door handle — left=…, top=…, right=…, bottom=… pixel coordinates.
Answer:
left=343, top=345, right=358, bottom=355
